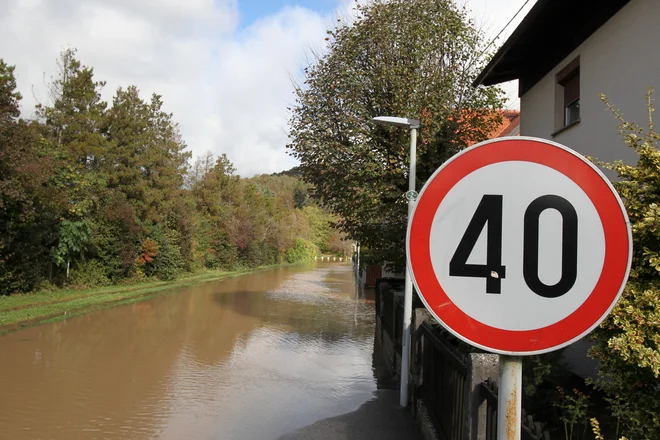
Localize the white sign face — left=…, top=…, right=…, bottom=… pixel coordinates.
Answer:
left=407, top=137, right=632, bottom=355
left=430, top=161, right=605, bottom=331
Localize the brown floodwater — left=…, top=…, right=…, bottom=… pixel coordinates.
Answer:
left=0, top=263, right=379, bottom=440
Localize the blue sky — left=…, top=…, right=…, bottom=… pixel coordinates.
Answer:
left=239, top=0, right=337, bottom=28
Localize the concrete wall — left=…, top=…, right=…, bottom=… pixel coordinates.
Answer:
left=520, top=0, right=660, bottom=179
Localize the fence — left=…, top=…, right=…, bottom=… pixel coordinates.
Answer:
left=413, top=324, right=552, bottom=440
left=374, top=277, right=552, bottom=440
left=480, top=380, right=550, bottom=440
left=375, top=278, right=405, bottom=355
left=416, top=321, right=470, bottom=440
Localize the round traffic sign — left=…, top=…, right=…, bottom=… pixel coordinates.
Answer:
left=407, top=137, right=632, bottom=355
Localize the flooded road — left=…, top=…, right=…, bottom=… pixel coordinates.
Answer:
left=0, top=263, right=379, bottom=440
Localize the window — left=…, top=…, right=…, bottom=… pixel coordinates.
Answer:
left=556, top=57, right=580, bottom=129
left=561, top=70, right=580, bottom=125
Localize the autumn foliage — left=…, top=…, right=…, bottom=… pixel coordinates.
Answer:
left=0, top=50, right=350, bottom=294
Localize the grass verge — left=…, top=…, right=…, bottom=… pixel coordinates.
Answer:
left=0, top=263, right=295, bottom=335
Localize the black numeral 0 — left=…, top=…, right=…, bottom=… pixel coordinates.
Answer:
left=523, top=195, right=578, bottom=298
left=449, top=194, right=578, bottom=298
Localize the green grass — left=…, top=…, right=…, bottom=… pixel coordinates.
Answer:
left=0, top=263, right=293, bottom=335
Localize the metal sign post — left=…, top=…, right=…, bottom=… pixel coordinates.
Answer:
left=406, top=137, right=632, bottom=440
left=498, top=356, right=522, bottom=440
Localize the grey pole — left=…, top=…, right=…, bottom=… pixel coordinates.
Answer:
left=371, top=116, right=420, bottom=408
left=400, top=125, right=417, bottom=407
left=356, top=242, right=360, bottom=281
left=498, top=355, right=522, bottom=439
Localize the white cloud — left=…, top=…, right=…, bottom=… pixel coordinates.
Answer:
left=0, top=0, right=341, bottom=176
left=202, top=6, right=331, bottom=175
left=0, top=0, right=524, bottom=177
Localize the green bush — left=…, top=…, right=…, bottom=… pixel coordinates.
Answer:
left=285, top=238, right=318, bottom=263
left=69, top=260, right=111, bottom=288
left=242, top=241, right=279, bottom=267
left=587, top=90, right=660, bottom=439
left=33, top=279, right=58, bottom=293
left=214, top=244, right=240, bottom=270
left=147, top=226, right=184, bottom=281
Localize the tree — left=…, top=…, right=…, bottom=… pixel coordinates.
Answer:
left=191, top=153, right=238, bottom=218
left=33, top=49, right=111, bottom=282
left=293, top=185, right=309, bottom=209
left=187, top=151, right=217, bottom=188
left=103, top=86, right=190, bottom=224
left=288, top=0, right=503, bottom=270
left=0, top=59, right=21, bottom=127
left=588, top=89, right=660, bottom=438
left=0, top=59, right=62, bottom=293
left=0, top=49, right=349, bottom=293
left=191, top=153, right=240, bottom=269
left=36, top=48, right=108, bottom=167
left=52, top=219, right=92, bottom=278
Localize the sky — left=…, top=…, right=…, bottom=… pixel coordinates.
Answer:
left=0, top=0, right=536, bottom=176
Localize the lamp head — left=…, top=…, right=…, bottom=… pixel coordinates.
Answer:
left=372, top=116, right=420, bottom=129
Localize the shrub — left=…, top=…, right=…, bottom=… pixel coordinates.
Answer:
left=146, top=225, right=183, bottom=281
left=69, top=260, right=110, bottom=288
left=242, top=240, right=279, bottom=267
left=587, top=89, right=660, bottom=439
left=285, top=238, right=318, bottom=263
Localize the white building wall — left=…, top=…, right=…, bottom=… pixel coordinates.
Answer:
left=520, top=0, right=660, bottom=179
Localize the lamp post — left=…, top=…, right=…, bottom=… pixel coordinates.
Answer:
left=372, top=115, right=420, bottom=407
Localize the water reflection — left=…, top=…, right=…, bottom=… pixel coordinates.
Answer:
left=0, top=263, right=377, bottom=440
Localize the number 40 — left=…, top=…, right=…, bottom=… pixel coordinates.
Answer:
left=448, top=194, right=578, bottom=298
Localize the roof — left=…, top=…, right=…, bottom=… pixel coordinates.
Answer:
left=465, top=109, right=520, bottom=147
left=493, top=110, right=520, bottom=138
left=473, top=0, right=631, bottom=95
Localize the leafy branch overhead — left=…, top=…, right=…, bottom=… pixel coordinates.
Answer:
left=288, top=0, right=504, bottom=271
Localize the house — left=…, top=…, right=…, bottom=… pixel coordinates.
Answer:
left=473, top=0, right=655, bottom=379
left=474, top=0, right=656, bottom=180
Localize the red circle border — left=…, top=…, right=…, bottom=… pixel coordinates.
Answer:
left=408, top=138, right=631, bottom=354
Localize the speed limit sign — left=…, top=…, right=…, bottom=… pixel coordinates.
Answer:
left=407, top=137, right=632, bottom=355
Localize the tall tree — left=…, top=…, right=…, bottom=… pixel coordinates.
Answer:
left=36, top=48, right=108, bottom=168
left=190, top=153, right=240, bottom=269
left=35, top=49, right=108, bottom=277
left=288, top=0, right=503, bottom=270
left=103, top=86, right=190, bottom=224
left=0, top=59, right=20, bottom=127
left=0, top=60, right=61, bottom=293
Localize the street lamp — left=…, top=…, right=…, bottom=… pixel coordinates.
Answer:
left=356, top=242, right=360, bottom=279
left=372, top=115, right=420, bottom=408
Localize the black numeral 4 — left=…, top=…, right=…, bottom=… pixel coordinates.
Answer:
left=449, top=195, right=506, bottom=294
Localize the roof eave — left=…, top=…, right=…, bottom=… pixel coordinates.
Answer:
left=472, top=0, right=553, bottom=88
